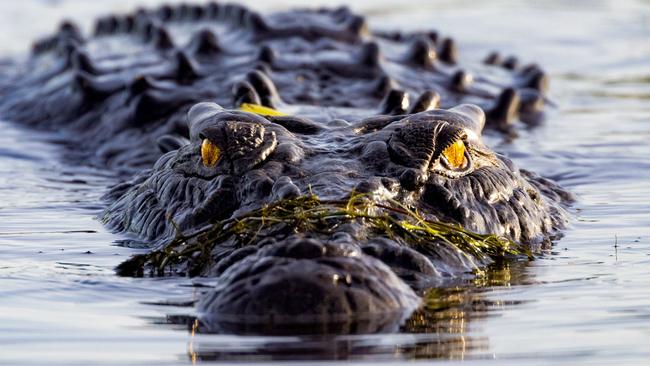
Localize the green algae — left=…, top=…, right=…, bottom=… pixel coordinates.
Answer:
left=117, top=194, right=530, bottom=277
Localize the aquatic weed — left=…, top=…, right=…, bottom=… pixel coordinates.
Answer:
left=117, top=193, right=530, bottom=276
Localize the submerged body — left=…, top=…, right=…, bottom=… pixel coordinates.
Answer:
left=0, top=3, right=570, bottom=331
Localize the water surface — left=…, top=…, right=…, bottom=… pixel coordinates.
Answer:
left=0, top=0, right=649, bottom=365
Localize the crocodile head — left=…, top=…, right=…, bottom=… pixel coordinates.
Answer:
left=104, top=102, right=570, bottom=330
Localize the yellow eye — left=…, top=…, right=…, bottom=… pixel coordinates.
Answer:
left=442, top=139, right=466, bottom=169
left=201, top=139, right=221, bottom=167
left=239, top=103, right=287, bottom=116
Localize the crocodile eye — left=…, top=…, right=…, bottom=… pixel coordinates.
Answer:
left=442, top=139, right=467, bottom=170
left=201, top=139, right=221, bottom=167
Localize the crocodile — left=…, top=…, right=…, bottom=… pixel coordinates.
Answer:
left=0, top=3, right=570, bottom=332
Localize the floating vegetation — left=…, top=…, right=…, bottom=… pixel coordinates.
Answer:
left=117, top=194, right=530, bottom=277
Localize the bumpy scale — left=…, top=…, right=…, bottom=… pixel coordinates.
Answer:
left=0, top=3, right=570, bottom=332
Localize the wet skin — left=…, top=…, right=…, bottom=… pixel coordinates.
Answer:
left=0, top=3, right=570, bottom=330
left=104, top=102, right=570, bottom=329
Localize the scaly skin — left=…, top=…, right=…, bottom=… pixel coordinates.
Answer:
left=0, top=3, right=569, bottom=331
left=104, top=102, right=570, bottom=330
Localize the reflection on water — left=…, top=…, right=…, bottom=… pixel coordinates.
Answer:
left=1, top=0, right=649, bottom=365
left=153, top=261, right=530, bottom=362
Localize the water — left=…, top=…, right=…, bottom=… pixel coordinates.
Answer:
left=0, top=0, right=649, bottom=365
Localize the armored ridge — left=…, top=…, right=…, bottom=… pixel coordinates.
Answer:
left=104, top=102, right=571, bottom=332
left=0, top=3, right=568, bottom=332
left=1, top=3, right=546, bottom=173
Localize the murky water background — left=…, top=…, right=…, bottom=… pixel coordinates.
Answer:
left=0, top=0, right=648, bottom=365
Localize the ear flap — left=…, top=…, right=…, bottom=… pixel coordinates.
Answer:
left=228, top=127, right=277, bottom=174
left=387, top=121, right=441, bottom=171
left=202, top=121, right=278, bottom=174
